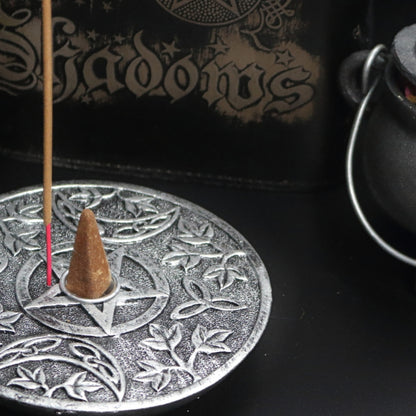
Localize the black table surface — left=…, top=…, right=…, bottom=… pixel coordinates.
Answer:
left=0, top=156, right=415, bottom=416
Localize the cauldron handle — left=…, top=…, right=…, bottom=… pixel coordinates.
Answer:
left=339, top=47, right=387, bottom=106
left=345, top=44, right=416, bottom=267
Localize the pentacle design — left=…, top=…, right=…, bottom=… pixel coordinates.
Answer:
left=155, top=0, right=262, bottom=26
left=16, top=246, right=170, bottom=337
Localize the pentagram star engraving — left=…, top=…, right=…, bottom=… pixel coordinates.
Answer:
left=161, top=40, right=180, bottom=58
left=86, top=29, right=98, bottom=42
left=171, top=0, right=240, bottom=15
left=275, top=49, right=294, bottom=67
left=102, top=1, right=113, bottom=13
left=81, top=94, right=93, bottom=104
left=113, top=34, right=125, bottom=44
left=23, top=248, right=169, bottom=337
left=208, top=37, right=229, bottom=55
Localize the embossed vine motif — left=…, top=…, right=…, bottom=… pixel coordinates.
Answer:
left=0, top=336, right=126, bottom=402
left=0, top=303, right=21, bottom=333
left=7, top=366, right=102, bottom=401
left=135, top=323, right=232, bottom=392
left=170, top=278, right=246, bottom=320
left=114, top=192, right=175, bottom=239
left=162, top=218, right=248, bottom=319
left=55, top=187, right=179, bottom=243
left=0, top=202, right=43, bottom=257
left=162, top=218, right=248, bottom=291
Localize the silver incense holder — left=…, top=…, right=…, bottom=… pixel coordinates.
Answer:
left=0, top=181, right=272, bottom=414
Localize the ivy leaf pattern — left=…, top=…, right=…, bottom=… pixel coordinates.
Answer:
left=177, top=219, right=214, bottom=246
left=17, top=204, right=43, bottom=219
left=134, top=361, right=172, bottom=392
left=113, top=210, right=178, bottom=239
left=170, top=242, right=191, bottom=252
left=177, top=236, right=210, bottom=245
left=135, top=360, right=166, bottom=373
left=7, top=366, right=46, bottom=390
left=123, top=196, right=158, bottom=216
left=0, top=201, right=44, bottom=256
left=162, top=251, right=201, bottom=272
left=0, top=252, right=8, bottom=274
left=5, top=202, right=43, bottom=222
left=149, top=371, right=172, bottom=392
left=17, top=230, right=41, bottom=249
left=68, top=192, right=92, bottom=204
left=4, top=229, right=41, bottom=256
left=63, top=372, right=103, bottom=401
left=135, top=324, right=233, bottom=392
left=125, top=200, right=139, bottom=217
left=0, top=303, right=21, bottom=333
left=203, top=265, right=248, bottom=291
left=191, top=325, right=233, bottom=354
left=68, top=188, right=110, bottom=210
left=141, top=323, right=183, bottom=351
left=4, top=232, right=22, bottom=257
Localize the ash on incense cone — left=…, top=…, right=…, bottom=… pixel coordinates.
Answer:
left=65, top=208, right=112, bottom=299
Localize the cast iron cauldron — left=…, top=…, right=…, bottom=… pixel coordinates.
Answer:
left=340, top=24, right=416, bottom=262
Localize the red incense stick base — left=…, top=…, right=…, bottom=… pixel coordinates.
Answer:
left=46, top=223, right=52, bottom=286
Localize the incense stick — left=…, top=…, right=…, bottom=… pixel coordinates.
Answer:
left=42, top=0, right=53, bottom=286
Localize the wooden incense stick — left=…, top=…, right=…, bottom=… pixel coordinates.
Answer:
left=42, top=0, right=53, bottom=286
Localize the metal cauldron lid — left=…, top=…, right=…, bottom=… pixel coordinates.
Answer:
left=392, top=23, right=416, bottom=85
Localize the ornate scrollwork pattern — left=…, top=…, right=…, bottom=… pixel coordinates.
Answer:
left=171, top=278, right=246, bottom=320
left=162, top=218, right=249, bottom=319
left=0, top=335, right=126, bottom=402
left=53, top=188, right=180, bottom=244
left=162, top=218, right=248, bottom=288
left=241, top=0, right=295, bottom=51
left=0, top=201, right=43, bottom=257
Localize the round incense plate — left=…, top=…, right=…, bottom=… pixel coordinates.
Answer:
left=0, top=182, right=271, bottom=414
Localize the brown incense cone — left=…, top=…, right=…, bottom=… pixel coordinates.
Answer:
left=65, top=209, right=112, bottom=299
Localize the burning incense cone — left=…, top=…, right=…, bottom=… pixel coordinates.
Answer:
left=65, top=209, right=112, bottom=299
